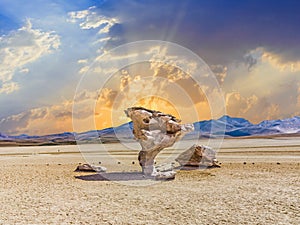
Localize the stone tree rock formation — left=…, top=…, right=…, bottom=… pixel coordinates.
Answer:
left=125, top=107, right=194, bottom=179
left=175, top=144, right=219, bottom=167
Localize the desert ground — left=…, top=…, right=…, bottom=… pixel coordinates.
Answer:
left=0, top=138, right=299, bottom=225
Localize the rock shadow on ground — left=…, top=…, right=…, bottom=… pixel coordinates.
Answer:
left=75, top=172, right=157, bottom=181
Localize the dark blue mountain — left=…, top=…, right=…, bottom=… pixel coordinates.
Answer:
left=75, top=121, right=134, bottom=142
left=218, top=115, right=252, bottom=128
left=0, top=132, right=9, bottom=140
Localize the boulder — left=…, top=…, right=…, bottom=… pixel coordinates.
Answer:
left=175, top=144, right=219, bottom=167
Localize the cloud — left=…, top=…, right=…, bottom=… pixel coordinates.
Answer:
left=0, top=91, right=99, bottom=135
left=0, top=82, right=19, bottom=94
left=226, top=92, right=283, bottom=122
left=0, top=19, right=60, bottom=94
left=0, top=3, right=121, bottom=119
left=244, top=47, right=300, bottom=72
left=1, top=1, right=300, bottom=135
left=88, top=41, right=226, bottom=129
left=296, top=82, right=300, bottom=112
left=243, top=49, right=261, bottom=71
left=226, top=92, right=258, bottom=117
left=0, top=101, right=71, bottom=135
left=151, top=62, right=189, bottom=82
left=74, top=89, right=97, bottom=102
left=92, top=59, right=211, bottom=129
left=98, top=0, right=300, bottom=66
left=77, top=59, right=88, bottom=64
left=68, top=6, right=119, bottom=34
left=0, top=84, right=115, bottom=135
left=224, top=47, right=300, bottom=122
left=97, top=88, right=118, bottom=108
left=210, top=64, right=227, bottom=84
left=261, top=51, right=300, bottom=73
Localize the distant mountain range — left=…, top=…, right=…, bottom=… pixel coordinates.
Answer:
left=192, top=115, right=300, bottom=138
left=1, top=115, right=299, bottom=146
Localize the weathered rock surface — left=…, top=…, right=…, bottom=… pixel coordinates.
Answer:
left=125, top=107, right=194, bottom=178
left=175, top=144, right=219, bottom=167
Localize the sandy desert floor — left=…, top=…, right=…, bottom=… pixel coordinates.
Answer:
left=0, top=138, right=299, bottom=225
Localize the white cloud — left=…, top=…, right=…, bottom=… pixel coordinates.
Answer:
left=0, top=82, right=19, bottom=94
left=79, top=65, right=90, bottom=74
left=18, top=68, right=29, bottom=74
left=0, top=19, right=60, bottom=94
left=67, top=6, right=119, bottom=34
left=77, top=59, right=88, bottom=64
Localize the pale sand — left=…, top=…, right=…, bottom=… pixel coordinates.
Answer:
left=0, top=138, right=299, bottom=225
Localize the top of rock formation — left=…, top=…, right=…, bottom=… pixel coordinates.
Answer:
left=124, top=107, right=188, bottom=141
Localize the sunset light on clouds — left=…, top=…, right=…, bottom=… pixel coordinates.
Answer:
left=0, top=0, right=300, bottom=135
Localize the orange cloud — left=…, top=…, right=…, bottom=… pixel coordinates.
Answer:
left=92, top=61, right=213, bottom=130
left=0, top=102, right=73, bottom=135
left=97, top=88, right=118, bottom=108
left=225, top=92, right=286, bottom=123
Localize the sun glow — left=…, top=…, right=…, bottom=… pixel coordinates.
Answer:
left=94, top=96, right=181, bottom=130
left=134, top=96, right=181, bottom=119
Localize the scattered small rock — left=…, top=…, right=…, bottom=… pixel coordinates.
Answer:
left=243, top=162, right=247, bottom=165
left=156, top=163, right=174, bottom=172
left=74, top=163, right=106, bottom=172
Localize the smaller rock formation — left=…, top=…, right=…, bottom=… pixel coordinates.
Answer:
left=125, top=107, right=194, bottom=179
left=74, top=163, right=107, bottom=172
left=175, top=144, right=219, bottom=167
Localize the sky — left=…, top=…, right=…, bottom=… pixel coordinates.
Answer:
left=0, top=0, right=300, bottom=135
